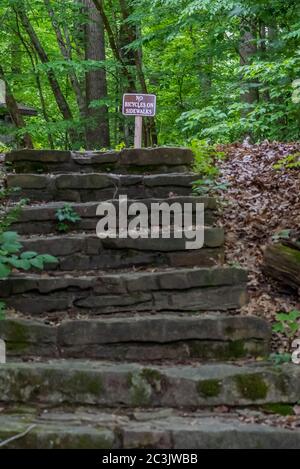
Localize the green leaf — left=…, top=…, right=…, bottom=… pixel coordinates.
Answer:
left=39, top=254, right=58, bottom=264
left=29, top=257, right=45, bottom=270
left=0, top=262, right=11, bottom=278
left=12, top=259, right=32, bottom=270
left=0, top=242, right=22, bottom=254
left=20, top=251, right=38, bottom=260
left=273, top=323, right=284, bottom=333
left=276, top=313, right=290, bottom=321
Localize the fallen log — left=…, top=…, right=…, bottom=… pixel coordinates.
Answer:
left=263, top=242, right=300, bottom=290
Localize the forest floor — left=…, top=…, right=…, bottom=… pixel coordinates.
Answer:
left=216, top=141, right=300, bottom=353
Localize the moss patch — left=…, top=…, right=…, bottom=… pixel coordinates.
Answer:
left=262, top=403, right=294, bottom=416
left=4, top=322, right=30, bottom=353
left=197, top=379, right=222, bottom=397
left=234, top=373, right=269, bottom=401
left=141, top=368, right=162, bottom=383
left=190, top=340, right=249, bottom=360
left=227, top=340, right=246, bottom=359
left=64, top=371, right=103, bottom=396
left=128, top=371, right=152, bottom=407
left=276, top=244, right=300, bottom=263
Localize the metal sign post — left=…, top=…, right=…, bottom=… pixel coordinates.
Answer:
left=122, top=93, right=156, bottom=149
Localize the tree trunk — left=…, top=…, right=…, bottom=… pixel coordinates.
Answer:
left=14, top=18, right=55, bottom=149
left=0, top=66, right=33, bottom=149
left=43, top=0, right=86, bottom=118
left=118, top=0, right=157, bottom=146
left=84, top=0, right=110, bottom=148
left=15, top=6, right=77, bottom=145
left=239, top=21, right=259, bottom=112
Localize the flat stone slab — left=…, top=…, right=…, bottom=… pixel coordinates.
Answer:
left=5, top=148, right=194, bottom=174
left=13, top=196, right=217, bottom=234
left=18, top=228, right=224, bottom=271
left=1, top=408, right=300, bottom=448
left=6, top=172, right=200, bottom=202
left=0, top=267, right=248, bottom=314
left=0, top=314, right=270, bottom=360
left=0, top=361, right=299, bottom=408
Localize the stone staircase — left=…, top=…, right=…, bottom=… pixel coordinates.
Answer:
left=0, top=147, right=299, bottom=449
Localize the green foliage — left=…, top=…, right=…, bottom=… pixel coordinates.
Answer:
left=273, top=153, right=300, bottom=170
left=0, top=143, right=11, bottom=154
left=269, top=352, right=292, bottom=365
left=0, top=231, right=57, bottom=278
left=190, top=139, right=225, bottom=176
left=272, top=229, right=291, bottom=242
left=115, top=142, right=126, bottom=151
left=192, top=178, right=229, bottom=196
left=292, top=79, right=300, bottom=104
left=56, top=204, right=81, bottom=232
left=1, top=0, right=300, bottom=147
left=0, top=186, right=57, bottom=316
left=273, top=310, right=300, bottom=338
left=0, top=188, right=28, bottom=233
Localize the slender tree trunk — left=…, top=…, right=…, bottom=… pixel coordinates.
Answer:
left=0, top=66, right=33, bottom=149
left=84, top=0, right=110, bottom=148
left=239, top=20, right=259, bottom=113
left=43, top=0, right=86, bottom=117
left=259, top=22, right=270, bottom=102
left=92, top=0, right=136, bottom=91
left=118, top=0, right=157, bottom=146
left=14, top=18, right=55, bottom=148
left=15, top=6, right=77, bottom=145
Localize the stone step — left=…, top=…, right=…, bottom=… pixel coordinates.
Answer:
left=0, top=360, right=298, bottom=408
left=0, top=314, right=270, bottom=361
left=7, top=172, right=199, bottom=202
left=19, top=228, right=224, bottom=271
left=1, top=407, right=300, bottom=449
left=12, top=196, right=217, bottom=234
left=1, top=267, right=248, bottom=315
left=5, top=147, right=194, bottom=174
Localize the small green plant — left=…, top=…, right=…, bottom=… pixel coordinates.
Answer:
left=0, top=189, right=58, bottom=317
left=56, top=204, right=81, bottom=232
left=0, top=231, right=57, bottom=278
left=269, top=352, right=292, bottom=365
left=115, top=141, right=126, bottom=151
left=192, top=178, right=229, bottom=196
left=270, top=310, right=300, bottom=363
left=0, top=142, right=11, bottom=154
left=0, top=188, right=28, bottom=233
left=273, top=153, right=300, bottom=170
left=273, top=310, right=300, bottom=338
left=190, top=139, right=226, bottom=177
left=0, top=231, right=58, bottom=317
left=272, top=229, right=291, bottom=242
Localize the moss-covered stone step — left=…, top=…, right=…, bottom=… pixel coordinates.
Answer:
left=12, top=197, right=217, bottom=234
left=0, top=267, right=248, bottom=314
left=7, top=172, right=199, bottom=202
left=0, top=314, right=270, bottom=360
left=5, top=147, right=194, bottom=174
left=19, top=228, right=224, bottom=271
left=1, top=407, right=300, bottom=449
left=0, top=361, right=299, bottom=408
